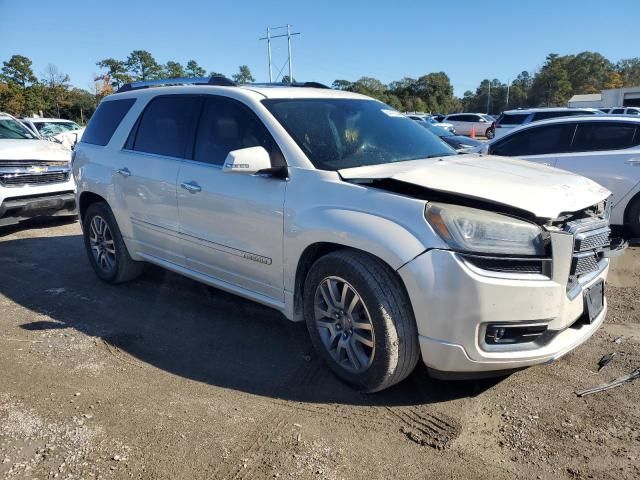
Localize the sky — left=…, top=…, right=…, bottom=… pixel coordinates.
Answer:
left=1, top=0, right=639, bottom=96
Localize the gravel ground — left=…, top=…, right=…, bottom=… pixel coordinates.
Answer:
left=0, top=218, right=638, bottom=480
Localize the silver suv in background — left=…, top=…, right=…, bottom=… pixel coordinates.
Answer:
left=74, top=77, right=618, bottom=392
left=493, top=108, right=602, bottom=139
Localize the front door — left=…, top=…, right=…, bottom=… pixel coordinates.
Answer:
left=114, top=94, right=202, bottom=265
left=177, top=95, right=287, bottom=301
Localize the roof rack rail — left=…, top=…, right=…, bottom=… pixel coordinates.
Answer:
left=246, top=81, right=331, bottom=89
left=117, top=75, right=236, bottom=93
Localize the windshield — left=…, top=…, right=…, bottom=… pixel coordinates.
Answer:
left=0, top=117, right=37, bottom=139
left=263, top=99, right=455, bottom=170
left=34, top=121, right=79, bottom=137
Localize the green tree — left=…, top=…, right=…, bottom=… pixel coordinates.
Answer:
left=529, top=54, right=572, bottom=106
left=96, top=58, right=131, bottom=89
left=164, top=61, right=186, bottom=78
left=41, top=64, right=71, bottom=117
left=232, top=65, right=255, bottom=83
left=281, top=75, right=296, bottom=84
left=616, top=58, right=640, bottom=87
left=332, top=79, right=353, bottom=90
left=126, top=50, right=163, bottom=81
left=566, top=51, right=614, bottom=93
left=0, top=82, right=25, bottom=115
left=208, top=71, right=226, bottom=78
left=186, top=60, right=207, bottom=77
left=1, top=54, right=37, bottom=88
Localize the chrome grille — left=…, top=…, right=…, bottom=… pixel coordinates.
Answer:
left=0, top=172, right=69, bottom=187
left=0, top=160, right=68, bottom=168
left=563, top=210, right=611, bottom=291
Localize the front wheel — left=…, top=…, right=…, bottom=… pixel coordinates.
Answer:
left=485, top=127, right=495, bottom=139
left=303, top=250, right=419, bottom=392
left=82, top=202, right=144, bottom=284
left=627, top=197, right=640, bottom=238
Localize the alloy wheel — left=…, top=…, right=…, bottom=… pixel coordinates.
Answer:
left=89, top=215, right=116, bottom=273
left=313, top=276, right=375, bottom=373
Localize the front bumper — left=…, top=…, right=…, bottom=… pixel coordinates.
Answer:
left=398, top=232, right=609, bottom=376
left=0, top=191, right=77, bottom=226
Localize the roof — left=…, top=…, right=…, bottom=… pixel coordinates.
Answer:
left=21, top=118, right=76, bottom=123
left=108, top=84, right=372, bottom=102
left=501, top=114, right=640, bottom=131
left=503, top=107, right=601, bottom=114
left=568, top=93, right=603, bottom=103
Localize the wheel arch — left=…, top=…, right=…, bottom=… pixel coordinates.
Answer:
left=623, top=189, right=640, bottom=233
left=291, top=242, right=414, bottom=322
left=79, top=191, right=107, bottom=221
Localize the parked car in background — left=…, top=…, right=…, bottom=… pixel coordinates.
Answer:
left=406, top=114, right=456, bottom=133
left=74, top=77, right=618, bottom=392
left=21, top=117, right=82, bottom=138
left=492, top=108, right=602, bottom=139
left=599, top=107, right=640, bottom=115
left=443, top=113, right=495, bottom=138
left=21, top=117, right=85, bottom=150
left=417, top=121, right=483, bottom=152
left=0, top=112, right=76, bottom=226
left=431, top=114, right=446, bottom=122
left=482, top=115, right=640, bottom=236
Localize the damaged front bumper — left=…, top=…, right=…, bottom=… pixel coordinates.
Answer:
left=398, top=228, right=615, bottom=378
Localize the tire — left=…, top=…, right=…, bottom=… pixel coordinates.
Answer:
left=303, top=250, right=420, bottom=392
left=627, top=197, right=640, bottom=238
left=82, top=202, right=144, bottom=284
left=485, top=127, right=495, bottom=139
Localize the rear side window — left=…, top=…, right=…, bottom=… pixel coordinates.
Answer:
left=497, top=113, right=529, bottom=125
left=82, top=98, right=135, bottom=146
left=571, top=122, right=638, bottom=152
left=627, top=109, right=639, bottom=115
left=611, top=108, right=625, bottom=114
left=132, top=95, right=201, bottom=158
left=447, top=115, right=462, bottom=121
left=490, top=123, right=576, bottom=157
left=194, top=96, right=284, bottom=166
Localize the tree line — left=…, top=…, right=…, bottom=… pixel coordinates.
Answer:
left=334, top=52, right=640, bottom=115
left=1, top=50, right=639, bottom=124
left=0, top=51, right=256, bottom=123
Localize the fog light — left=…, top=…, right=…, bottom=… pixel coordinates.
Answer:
left=485, top=324, right=548, bottom=345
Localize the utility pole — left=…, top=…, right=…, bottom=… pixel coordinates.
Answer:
left=487, top=82, right=491, bottom=114
left=260, top=25, right=301, bottom=83
left=506, top=79, right=510, bottom=107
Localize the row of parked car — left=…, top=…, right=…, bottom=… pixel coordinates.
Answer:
left=0, top=77, right=635, bottom=392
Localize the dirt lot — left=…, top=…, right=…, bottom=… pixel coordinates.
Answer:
left=0, top=218, right=638, bottom=480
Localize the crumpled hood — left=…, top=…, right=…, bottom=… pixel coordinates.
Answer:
left=339, top=154, right=611, bottom=219
left=0, top=139, right=71, bottom=161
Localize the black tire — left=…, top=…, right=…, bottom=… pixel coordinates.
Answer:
left=627, top=197, right=640, bottom=238
left=82, top=202, right=144, bottom=284
left=303, top=250, right=419, bottom=392
left=485, top=127, right=495, bottom=139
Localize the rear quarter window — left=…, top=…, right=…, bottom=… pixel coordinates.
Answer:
left=82, top=98, right=136, bottom=146
left=498, top=113, right=529, bottom=125
left=571, top=122, right=639, bottom=152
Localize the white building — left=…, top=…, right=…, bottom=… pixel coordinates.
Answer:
left=568, top=86, right=640, bottom=108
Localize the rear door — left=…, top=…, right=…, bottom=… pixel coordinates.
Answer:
left=555, top=121, right=640, bottom=203
left=489, top=122, right=577, bottom=166
left=115, top=94, right=202, bottom=266
left=176, top=95, right=287, bottom=301
left=445, top=114, right=465, bottom=134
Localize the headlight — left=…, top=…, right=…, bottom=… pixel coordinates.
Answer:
left=425, top=203, right=545, bottom=256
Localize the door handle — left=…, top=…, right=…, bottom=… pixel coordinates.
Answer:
left=542, top=162, right=552, bottom=166
left=181, top=181, right=202, bottom=194
left=625, top=158, right=640, bottom=165
left=117, top=168, right=131, bottom=177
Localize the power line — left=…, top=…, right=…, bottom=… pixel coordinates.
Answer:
left=259, top=25, right=300, bottom=82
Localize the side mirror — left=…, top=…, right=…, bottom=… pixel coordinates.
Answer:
left=222, top=146, right=272, bottom=175
left=478, top=118, right=487, bottom=123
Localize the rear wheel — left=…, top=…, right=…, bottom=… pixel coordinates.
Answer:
left=485, top=127, right=495, bottom=139
left=627, top=197, right=640, bottom=238
left=82, top=202, right=144, bottom=284
left=303, top=250, right=419, bottom=392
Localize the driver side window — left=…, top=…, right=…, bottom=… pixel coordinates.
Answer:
left=193, top=97, right=285, bottom=167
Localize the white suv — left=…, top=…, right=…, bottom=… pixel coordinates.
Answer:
left=493, top=108, right=602, bottom=139
left=483, top=115, right=640, bottom=236
left=73, top=77, right=619, bottom=392
left=1, top=112, right=76, bottom=226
